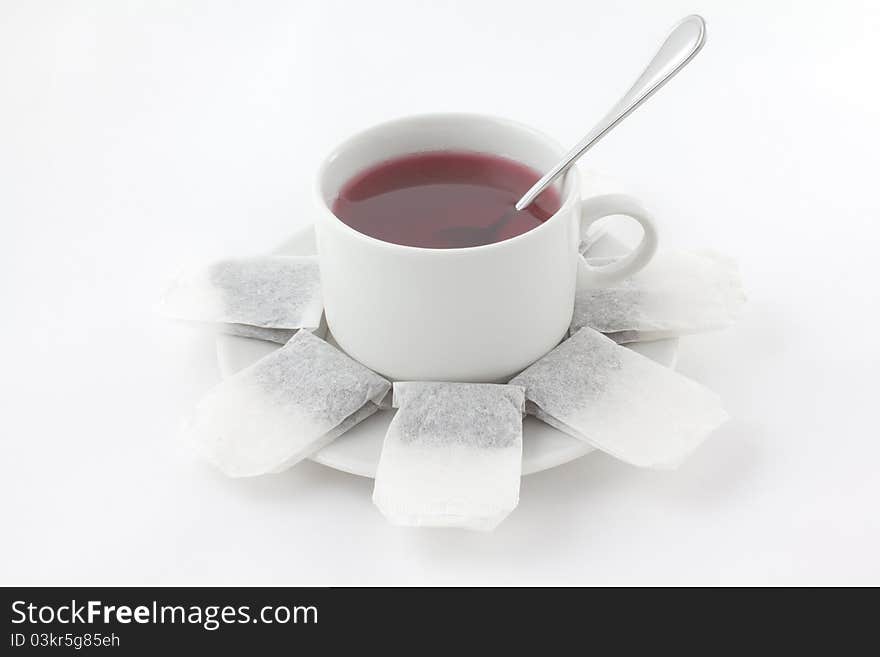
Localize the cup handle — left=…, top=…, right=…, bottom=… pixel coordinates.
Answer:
left=578, top=193, right=658, bottom=285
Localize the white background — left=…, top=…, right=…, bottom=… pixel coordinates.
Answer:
left=2, top=0, right=878, bottom=586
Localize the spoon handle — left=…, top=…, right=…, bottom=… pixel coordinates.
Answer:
left=515, top=15, right=706, bottom=211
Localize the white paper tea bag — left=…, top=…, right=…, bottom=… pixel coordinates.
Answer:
left=579, top=225, right=608, bottom=256
left=221, top=323, right=297, bottom=344
left=372, top=382, right=525, bottom=531
left=190, top=330, right=390, bottom=477
left=511, top=327, right=728, bottom=468
left=577, top=169, right=635, bottom=255
left=222, top=316, right=328, bottom=345
left=571, top=250, right=745, bottom=343
left=160, top=255, right=323, bottom=331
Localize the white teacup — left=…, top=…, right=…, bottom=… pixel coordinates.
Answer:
left=315, top=113, right=658, bottom=382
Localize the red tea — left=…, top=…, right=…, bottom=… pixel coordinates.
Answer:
left=331, top=151, right=562, bottom=249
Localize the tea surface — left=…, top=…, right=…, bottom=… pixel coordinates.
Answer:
left=332, top=151, right=562, bottom=248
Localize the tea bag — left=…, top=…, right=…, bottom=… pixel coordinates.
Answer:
left=577, top=169, right=634, bottom=255
left=572, top=249, right=745, bottom=343
left=322, top=331, right=392, bottom=408
left=579, top=225, right=607, bottom=256
left=221, top=324, right=297, bottom=344
left=190, top=330, right=390, bottom=477
left=160, top=255, right=323, bottom=334
left=222, top=316, right=328, bottom=346
left=372, top=382, right=525, bottom=531
left=510, top=327, right=728, bottom=468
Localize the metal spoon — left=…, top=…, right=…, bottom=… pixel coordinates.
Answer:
left=439, top=15, right=706, bottom=248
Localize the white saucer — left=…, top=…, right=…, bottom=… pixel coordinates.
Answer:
left=215, top=225, right=679, bottom=478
